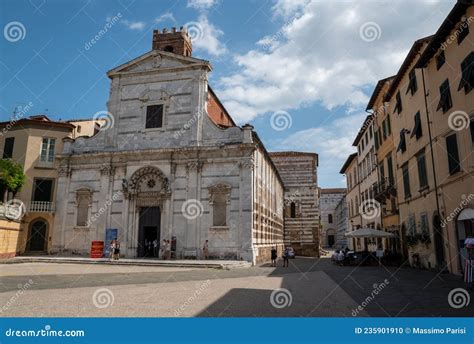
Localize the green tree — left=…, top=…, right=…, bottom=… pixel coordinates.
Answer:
left=0, top=159, right=26, bottom=203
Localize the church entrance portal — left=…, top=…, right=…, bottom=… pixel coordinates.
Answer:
left=137, top=207, right=160, bottom=258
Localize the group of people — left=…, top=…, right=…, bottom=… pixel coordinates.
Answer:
left=331, top=247, right=350, bottom=266
left=270, top=246, right=291, bottom=267
left=144, top=239, right=172, bottom=259
left=109, top=239, right=120, bottom=260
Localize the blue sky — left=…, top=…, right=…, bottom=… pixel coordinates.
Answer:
left=0, top=0, right=456, bottom=187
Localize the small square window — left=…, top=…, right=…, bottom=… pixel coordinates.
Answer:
left=145, top=105, right=163, bottom=129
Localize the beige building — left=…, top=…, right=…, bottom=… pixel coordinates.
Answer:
left=340, top=152, right=359, bottom=250
left=269, top=152, right=320, bottom=256
left=352, top=115, right=381, bottom=251
left=415, top=2, right=474, bottom=274
left=342, top=1, right=473, bottom=275
left=0, top=115, right=100, bottom=256
left=319, top=188, right=346, bottom=248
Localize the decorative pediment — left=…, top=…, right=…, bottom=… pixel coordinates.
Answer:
left=208, top=183, right=231, bottom=204
left=107, top=51, right=211, bottom=77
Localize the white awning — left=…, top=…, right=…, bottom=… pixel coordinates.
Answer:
left=345, top=227, right=395, bottom=238
left=458, top=208, right=474, bottom=221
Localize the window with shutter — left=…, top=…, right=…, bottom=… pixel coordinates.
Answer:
left=458, top=52, right=473, bottom=94
left=374, top=130, right=379, bottom=150
left=416, top=150, right=428, bottom=189
left=2, top=137, right=14, bottom=159
left=410, top=111, right=423, bottom=139
left=457, top=21, right=469, bottom=44
left=386, top=114, right=391, bottom=136
left=394, top=91, right=403, bottom=114
left=402, top=163, right=411, bottom=199
left=397, top=130, right=406, bottom=153
left=406, top=69, right=417, bottom=95
left=436, top=79, right=452, bottom=113
left=145, top=105, right=164, bottom=129
left=446, top=133, right=461, bottom=175
left=436, top=51, right=445, bottom=70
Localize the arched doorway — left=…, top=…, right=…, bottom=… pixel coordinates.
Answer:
left=432, top=213, right=445, bottom=268
left=27, top=219, right=48, bottom=252
left=456, top=208, right=474, bottom=273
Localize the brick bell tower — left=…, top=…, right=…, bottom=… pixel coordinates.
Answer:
left=152, top=27, right=192, bottom=57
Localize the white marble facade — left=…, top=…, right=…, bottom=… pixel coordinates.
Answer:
left=52, top=48, right=283, bottom=264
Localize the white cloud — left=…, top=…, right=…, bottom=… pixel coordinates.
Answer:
left=155, top=12, right=176, bottom=24
left=122, top=20, right=146, bottom=31
left=187, top=0, right=218, bottom=10
left=217, top=0, right=455, bottom=124
left=190, top=15, right=227, bottom=57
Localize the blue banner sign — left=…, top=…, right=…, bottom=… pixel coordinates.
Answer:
left=1, top=318, right=472, bottom=344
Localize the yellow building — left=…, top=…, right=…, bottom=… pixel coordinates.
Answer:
left=366, top=75, right=402, bottom=255
left=0, top=115, right=100, bottom=256
left=340, top=152, right=359, bottom=250
left=416, top=2, right=474, bottom=275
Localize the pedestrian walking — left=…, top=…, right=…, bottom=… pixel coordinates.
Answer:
left=109, top=240, right=115, bottom=260
left=271, top=246, right=277, bottom=266
left=161, top=239, right=167, bottom=260
left=203, top=240, right=209, bottom=260
left=165, top=240, right=171, bottom=260
left=113, top=240, right=120, bottom=261
left=283, top=247, right=289, bottom=267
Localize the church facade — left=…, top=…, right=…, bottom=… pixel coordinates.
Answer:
left=52, top=28, right=288, bottom=264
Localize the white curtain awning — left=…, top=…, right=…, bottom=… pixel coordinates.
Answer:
left=458, top=208, right=474, bottom=221
left=345, top=227, right=395, bottom=238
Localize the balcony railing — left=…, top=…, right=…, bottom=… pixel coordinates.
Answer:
left=373, top=177, right=397, bottom=201
left=28, top=201, right=55, bottom=213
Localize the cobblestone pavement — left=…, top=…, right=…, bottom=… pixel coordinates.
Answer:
left=0, top=257, right=472, bottom=317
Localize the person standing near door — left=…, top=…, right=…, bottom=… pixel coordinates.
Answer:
left=153, top=239, right=159, bottom=258
left=271, top=246, right=277, bottom=267
left=165, top=240, right=171, bottom=260
left=161, top=239, right=167, bottom=260
left=114, top=240, right=120, bottom=261
left=203, top=240, right=209, bottom=260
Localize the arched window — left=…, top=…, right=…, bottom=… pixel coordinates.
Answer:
left=290, top=202, right=296, bottom=218
left=164, top=45, right=174, bottom=53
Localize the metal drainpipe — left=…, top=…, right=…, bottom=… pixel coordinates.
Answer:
left=366, top=109, right=380, bottom=229
left=420, top=65, right=446, bottom=270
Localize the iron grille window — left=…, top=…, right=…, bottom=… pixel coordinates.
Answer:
left=394, top=91, right=402, bottom=115
left=436, top=79, right=452, bottom=113
left=406, top=69, right=418, bottom=95
left=436, top=51, right=445, bottom=70
left=2, top=137, right=14, bottom=159
left=402, top=163, right=411, bottom=199
left=145, top=104, right=163, bottom=129
left=446, top=133, right=461, bottom=175
left=458, top=52, right=473, bottom=94
left=416, top=150, right=428, bottom=189
left=410, top=111, right=423, bottom=139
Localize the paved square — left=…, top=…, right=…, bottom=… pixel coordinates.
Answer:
left=0, top=258, right=472, bottom=317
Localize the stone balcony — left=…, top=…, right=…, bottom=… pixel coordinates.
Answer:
left=27, top=201, right=55, bottom=213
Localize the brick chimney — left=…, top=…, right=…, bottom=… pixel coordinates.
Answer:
left=152, top=27, right=192, bottom=57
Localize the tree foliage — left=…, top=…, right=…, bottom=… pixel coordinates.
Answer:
left=0, top=159, right=26, bottom=202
